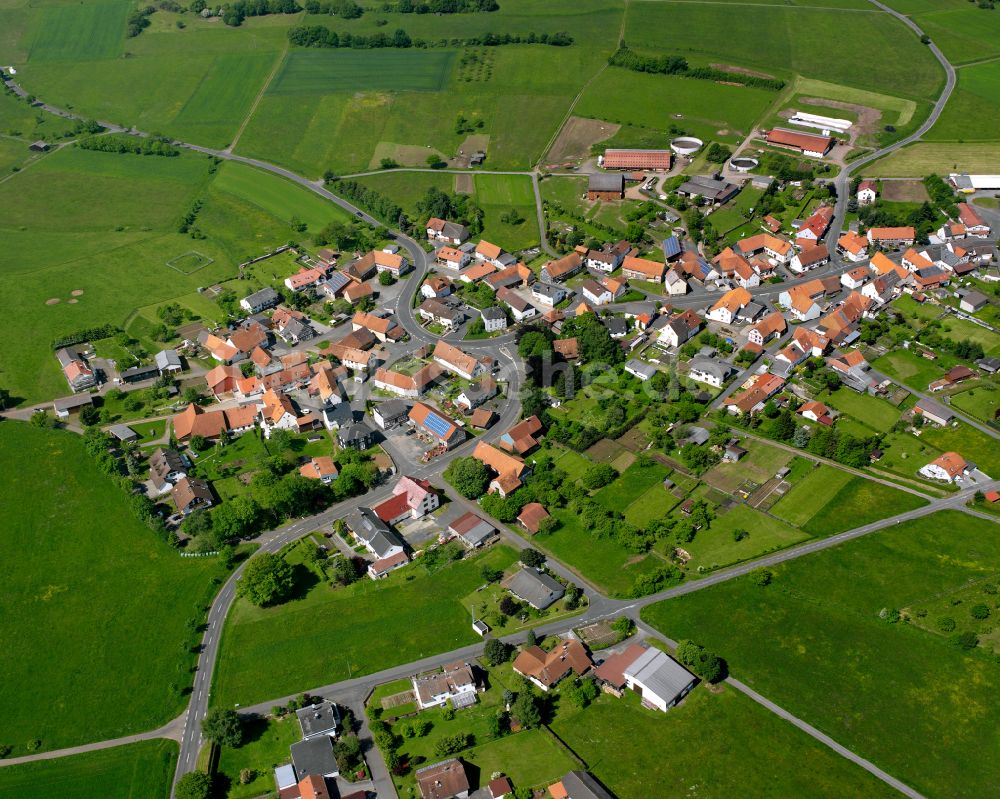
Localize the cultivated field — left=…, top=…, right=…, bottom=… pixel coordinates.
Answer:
left=270, top=49, right=455, bottom=94
left=0, top=424, right=222, bottom=754
left=867, top=142, right=1000, bottom=177
left=642, top=511, right=1000, bottom=799
left=0, top=740, right=176, bottom=799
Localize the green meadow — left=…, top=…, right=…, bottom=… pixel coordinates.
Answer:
left=27, top=0, right=127, bottom=63
left=270, top=49, right=455, bottom=93
left=927, top=60, right=1000, bottom=143
left=0, top=740, right=177, bottom=799
left=643, top=511, right=1000, bottom=799
left=0, top=424, right=223, bottom=754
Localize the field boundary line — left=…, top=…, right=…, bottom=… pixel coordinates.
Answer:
left=228, top=41, right=288, bottom=154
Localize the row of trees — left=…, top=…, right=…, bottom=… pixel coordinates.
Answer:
left=77, top=134, right=179, bottom=157
left=221, top=0, right=301, bottom=26
left=303, top=0, right=363, bottom=17
left=326, top=178, right=404, bottom=225
left=382, top=0, right=498, bottom=11
left=288, top=25, right=572, bottom=48
left=608, top=45, right=786, bottom=90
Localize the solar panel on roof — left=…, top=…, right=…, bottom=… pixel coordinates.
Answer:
left=423, top=411, right=452, bottom=438
left=662, top=236, right=681, bottom=258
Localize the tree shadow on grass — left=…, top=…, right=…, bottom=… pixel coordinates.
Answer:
left=239, top=713, right=269, bottom=747
left=285, top=563, right=320, bottom=602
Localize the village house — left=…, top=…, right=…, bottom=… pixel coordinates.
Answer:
left=746, top=311, right=786, bottom=346
left=496, top=288, right=537, bottom=322
left=412, top=662, right=478, bottom=710
left=512, top=637, right=591, bottom=689
left=541, top=252, right=585, bottom=283
left=827, top=349, right=875, bottom=392
left=841, top=265, right=870, bottom=291
left=723, top=372, right=785, bottom=415
left=919, top=451, right=973, bottom=483
left=426, top=217, right=470, bottom=245
left=418, top=298, right=465, bottom=331
left=913, top=397, right=954, bottom=427
left=484, top=263, right=533, bottom=292
left=337, top=420, right=375, bottom=450
left=517, top=502, right=551, bottom=535
left=372, top=363, right=442, bottom=397
left=790, top=244, right=830, bottom=273
left=837, top=231, right=869, bottom=262
left=372, top=399, right=409, bottom=430
left=318, top=271, right=352, bottom=300
left=581, top=279, right=613, bottom=306
left=687, top=357, right=735, bottom=388
left=433, top=246, right=469, bottom=271
left=347, top=508, right=408, bottom=579
left=664, top=268, right=688, bottom=295
left=499, top=415, right=543, bottom=455
left=798, top=400, right=834, bottom=426
left=352, top=311, right=403, bottom=342
left=857, top=179, right=878, bottom=206
left=586, top=240, right=631, bottom=273
left=707, top=287, right=752, bottom=324
left=472, top=440, right=530, bottom=496
left=433, top=342, right=484, bottom=381
left=867, top=226, right=915, bottom=248
left=548, top=772, right=615, bottom=799
left=959, top=289, right=989, bottom=313
left=172, top=476, right=214, bottom=516
left=259, top=389, right=318, bottom=438
left=149, top=447, right=190, bottom=494
left=795, top=206, right=835, bottom=245
left=621, top=255, right=666, bottom=283
left=624, top=359, right=657, bottom=382
left=658, top=309, right=702, bottom=349
left=299, top=456, right=339, bottom=484
left=240, top=286, right=280, bottom=314
left=172, top=402, right=256, bottom=441
left=957, top=203, right=991, bottom=237
left=55, top=347, right=97, bottom=392
left=475, top=240, right=511, bottom=268
left=409, top=402, right=465, bottom=449
left=735, top=233, right=793, bottom=264
left=456, top=377, right=498, bottom=411
left=816, top=291, right=871, bottom=344
left=765, top=128, right=834, bottom=157
left=532, top=282, right=569, bottom=308
left=422, top=275, right=455, bottom=300
left=416, top=759, right=470, bottom=799
left=676, top=175, right=739, bottom=205
left=372, top=475, right=439, bottom=525
left=284, top=264, right=331, bottom=292
left=480, top=305, right=508, bottom=333
left=779, top=279, right=826, bottom=321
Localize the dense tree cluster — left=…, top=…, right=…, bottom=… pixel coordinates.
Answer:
left=382, top=0, right=498, bottom=12
left=238, top=552, right=296, bottom=607
left=609, top=46, right=786, bottom=90
left=415, top=187, right=484, bottom=235
left=675, top=640, right=725, bottom=683
left=327, top=179, right=404, bottom=225
left=304, top=0, right=363, bottom=17
left=223, top=0, right=301, bottom=26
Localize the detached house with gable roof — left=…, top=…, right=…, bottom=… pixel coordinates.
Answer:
left=433, top=341, right=484, bottom=381
left=707, top=287, right=752, bottom=324
left=371, top=475, right=439, bottom=525
left=426, top=217, right=470, bottom=245
left=779, top=279, right=825, bottom=321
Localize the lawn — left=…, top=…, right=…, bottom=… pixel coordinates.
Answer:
left=908, top=2, right=1000, bottom=64
left=684, top=505, right=810, bottom=572
left=271, top=49, right=455, bottom=94
left=212, top=546, right=519, bottom=708
left=0, top=423, right=225, bottom=754
left=0, top=740, right=177, bottom=799
left=823, top=386, right=901, bottom=433
left=771, top=466, right=854, bottom=527
left=535, top=507, right=676, bottom=598
left=872, top=348, right=947, bottom=388
left=642, top=511, right=1000, bottom=799
left=593, top=459, right=669, bottom=509
left=802, top=477, right=927, bottom=536
left=353, top=171, right=454, bottom=216
left=926, top=60, right=1000, bottom=142
left=948, top=385, right=1000, bottom=425
left=702, top=441, right=791, bottom=494
left=474, top=174, right=539, bottom=251
left=551, top=688, right=899, bottom=799
left=920, top=421, right=1000, bottom=477
left=216, top=715, right=301, bottom=799
left=938, top=315, right=1000, bottom=358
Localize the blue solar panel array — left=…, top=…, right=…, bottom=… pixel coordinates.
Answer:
left=323, top=272, right=350, bottom=294
left=423, top=410, right=453, bottom=438
left=662, top=235, right=681, bottom=259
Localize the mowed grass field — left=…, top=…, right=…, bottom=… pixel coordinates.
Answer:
left=0, top=740, right=177, bottom=799
left=270, top=49, right=454, bottom=93
left=684, top=505, right=810, bottom=571
left=212, top=546, right=520, bottom=708
left=0, top=424, right=222, bottom=754
left=551, top=688, right=900, bottom=799
left=474, top=173, right=540, bottom=250
left=623, top=2, right=943, bottom=101
left=642, top=511, right=1000, bottom=799
left=926, top=60, right=1000, bottom=142
left=867, top=142, right=1000, bottom=177
left=898, top=0, right=1000, bottom=64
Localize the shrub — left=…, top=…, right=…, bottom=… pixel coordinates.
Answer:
left=937, top=616, right=956, bottom=632
left=971, top=604, right=991, bottom=620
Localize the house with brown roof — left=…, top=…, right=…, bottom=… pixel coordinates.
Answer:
left=778, top=279, right=826, bottom=321
left=798, top=400, right=834, bottom=426
left=374, top=364, right=443, bottom=398
left=474, top=240, right=506, bottom=268
left=795, top=206, right=835, bottom=244
left=735, top=233, right=793, bottom=264
left=919, top=451, right=973, bottom=483
left=746, top=311, right=786, bottom=346
left=172, top=403, right=256, bottom=441
left=172, top=476, right=213, bottom=515
left=517, top=502, right=551, bottom=534
left=658, top=309, right=703, bottom=349
left=343, top=281, right=374, bottom=304
left=472, top=440, right=530, bottom=496
left=418, top=298, right=465, bottom=330
left=149, top=448, right=189, bottom=494
left=541, top=252, right=584, bottom=283
left=790, top=244, right=830, bottom=273
left=857, top=179, right=878, bottom=206
left=205, top=364, right=242, bottom=397
left=837, top=231, right=869, bottom=262
left=498, top=415, right=543, bottom=455
left=602, top=148, right=672, bottom=170
left=416, top=758, right=470, bottom=799
left=300, top=456, right=339, bottom=484
left=426, top=218, right=470, bottom=245
left=723, top=373, right=785, bottom=415
left=352, top=311, right=402, bottom=342
left=512, top=638, right=591, bottom=690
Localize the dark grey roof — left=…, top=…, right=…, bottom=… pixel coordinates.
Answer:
left=481, top=305, right=506, bottom=321
left=281, top=317, right=314, bottom=340
left=374, top=400, right=409, bottom=420
left=625, top=359, right=656, bottom=379
left=296, top=700, right=340, bottom=739
left=588, top=173, right=625, bottom=192
left=54, top=347, right=81, bottom=368
left=604, top=317, right=628, bottom=336
left=53, top=394, right=93, bottom=412
left=533, top=283, right=566, bottom=301
left=349, top=508, right=405, bottom=558
left=915, top=397, right=953, bottom=421
left=242, top=287, right=280, bottom=307
left=678, top=175, right=738, bottom=201
left=559, top=771, right=617, bottom=799
left=109, top=424, right=137, bottom=441
left=504, top=568, right=565, bottom=610
left=662, top=235, right=682, bottom=259
left=684, top=426, right=710, bottom=445
left=338, top=421, right=373, bottom=443
left=290, top=736, right=338, bottom=777
left=687, top=358, right=734, bottom=382
left=324, top=403, right=355, bottom=428
left=120, top=363, right=159, bottom=381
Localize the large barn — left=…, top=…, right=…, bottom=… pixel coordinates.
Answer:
left=601, top=148, right=673, bottom=171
